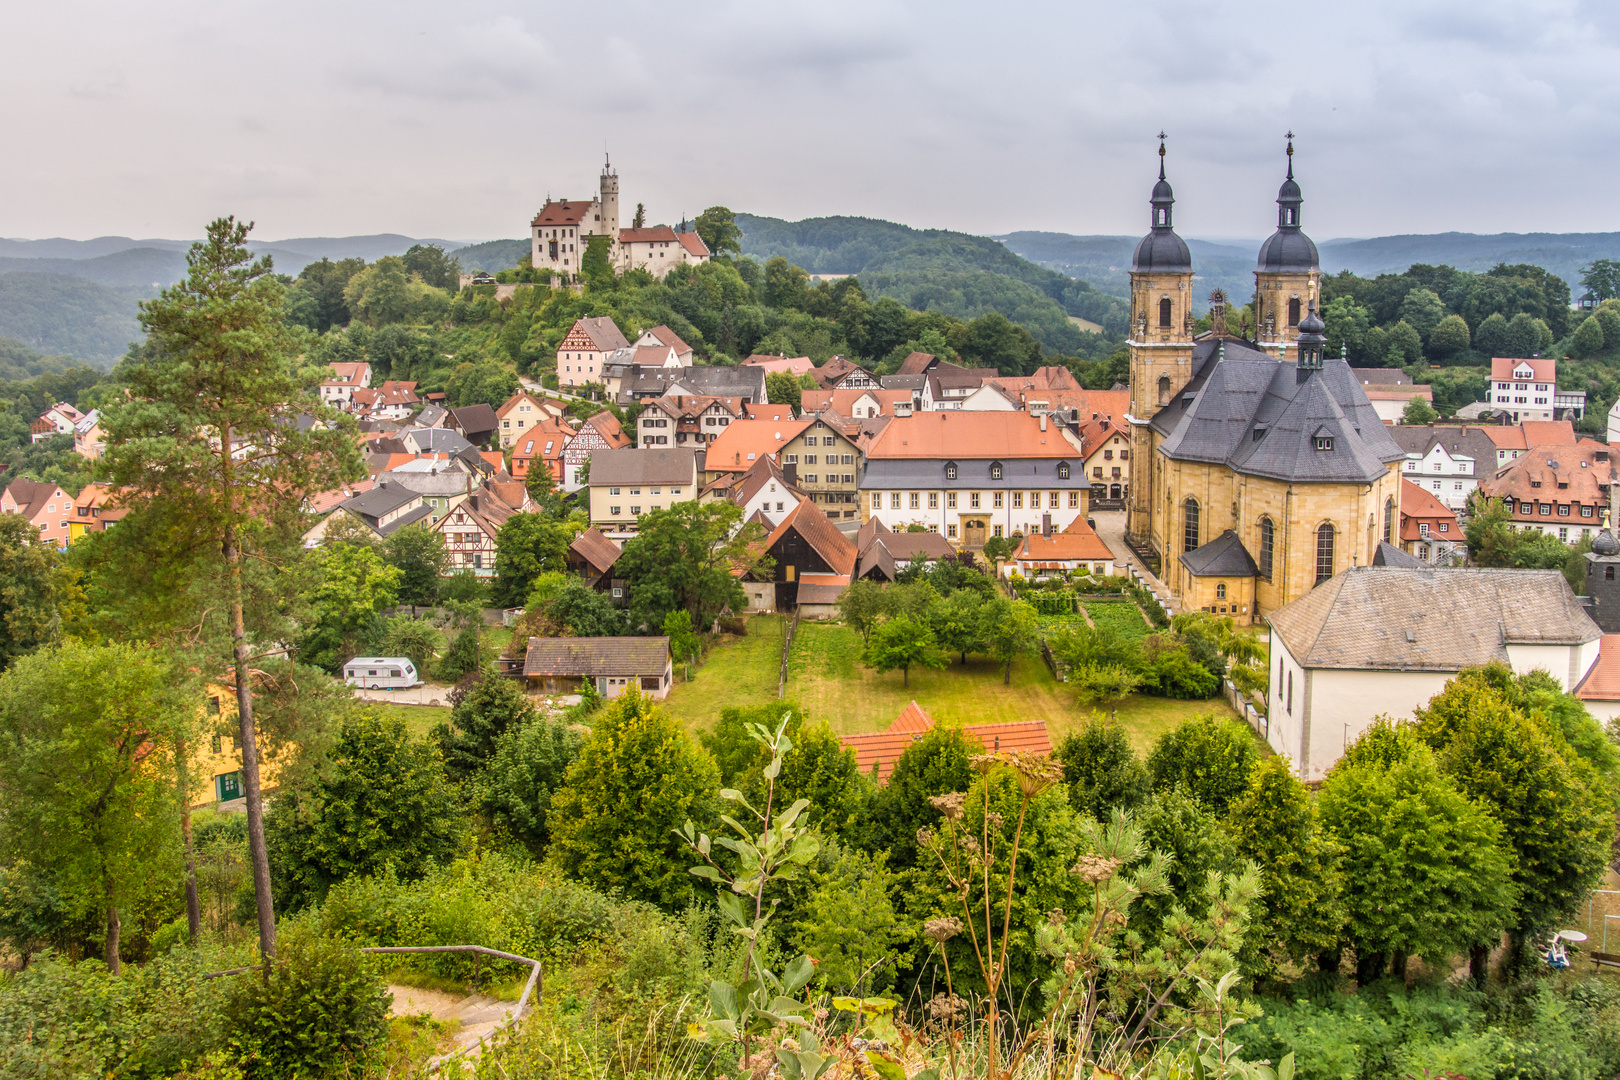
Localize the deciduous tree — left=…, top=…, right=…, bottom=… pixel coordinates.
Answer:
left=1055, top=715, right=1152, bottom=820
left=978, top=594, right=1039, bottom=684
left=0, top=513, right=75, bottom=673
left=694, top=206, right=742, bottom=258
left=473, top=716, right=583, bottom=858
left=615, top=500, right=769, bottom=630
left=382, top=523, right=448, bottom=612
left=492, top=512, right=570, bottom=608
left=862, top=615, right=945, bottom=687
left=1145, top=713, right=1258, bottom=816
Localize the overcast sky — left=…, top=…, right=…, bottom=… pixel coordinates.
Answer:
left=4, top=0, right=1617, bottom=244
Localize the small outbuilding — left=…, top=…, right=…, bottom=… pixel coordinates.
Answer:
left=518, top=635, right=673, bottom=699
left=342, top=656, right=423, bottom=689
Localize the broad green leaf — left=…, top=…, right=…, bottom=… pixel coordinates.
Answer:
left=863, top=1051, right=907, bottom=1080
left=688, top=865, right=722, bottom=881
left=782, top=953, right=815, bottom=994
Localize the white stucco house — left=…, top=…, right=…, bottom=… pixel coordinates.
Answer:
left=1265, top=566, right=1602, bottom=781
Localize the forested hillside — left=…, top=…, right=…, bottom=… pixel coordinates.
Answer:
left=997, top=231, right=1256, bottom=307
left=451, top=238, right=531, bottom=272
left=736, top=213, right=1128, bottom=354
left=0, top=273, right=146, bottom=363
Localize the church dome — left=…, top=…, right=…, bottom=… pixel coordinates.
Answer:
left=1298, top=304, right=1326, bottom=338
left=1256, top=138, right=1318, bottom=273
left=1133, top=142, right=1193, bottom=274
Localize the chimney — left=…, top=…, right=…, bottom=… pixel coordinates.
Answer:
left=1040, top=414, right=1048, bottom=432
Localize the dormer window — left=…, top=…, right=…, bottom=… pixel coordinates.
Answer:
left=989, top=462, right=1003, bottom=480
left=945, top=462, right=958, bottom=481
left=1057, top=462, right=1070, bottom=479
left=1313, top=435, right=1334, bottom=452
left=1156, top=208, right=1167, bottom=226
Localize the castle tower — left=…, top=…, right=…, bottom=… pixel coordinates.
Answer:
left=598, top=154, right=620, bottom=241
left=1253, top=134, right=1321, bottom=359
left=1126, top=136, right=1195, bottom=542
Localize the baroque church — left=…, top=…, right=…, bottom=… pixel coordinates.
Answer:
left=1125, top=139, right=1405, bottom=623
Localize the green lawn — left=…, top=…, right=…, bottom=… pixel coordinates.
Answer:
left=660, top=613, right=1240, bottom=752
left=660, top=615, right=789, bottom=731
left=368, top=702, right=452, bottom=740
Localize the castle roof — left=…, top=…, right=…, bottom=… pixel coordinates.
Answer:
left=532, top=199, right=595, bottom=228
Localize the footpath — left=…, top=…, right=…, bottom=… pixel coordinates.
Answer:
left=1089, top=510, right=1181, bottom=615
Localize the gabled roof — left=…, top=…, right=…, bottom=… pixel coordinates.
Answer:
left=1386, top=423, right=1496, bottom=466
left=764, top=499, right=857, bottom=577
left=496, top=390, right=549, bottom=419
left=322, top=361, right=370, bottom=385
left=840, top=701, right=1052, bottom=784
left=1267, top=566, right=1601, bottom=672
left=1178, top=529, right=1258, bottom=578
left=568, top=316, right=630, bottom=352
left=522, top=636, right=669, bottom=677
left=743, top=403, right=796, bottom=422
left=1480, top=439, right=1614, bottom=509
left=742, top=354, right=815, bottom=375
left=799, top=387, right=914, bottom=416
left=705, top=418, right=813, bottom=470
left=677, top=231, right=710, bottom=259
left=587, top=447, right=701, bottom=486
left=639, top=325, right=692, bottom=354
left=569, top=527, right=622, bottom=575
left=864, top=412, right=1076, bottom=460
left=1371, top=541, right=1426, bottom=567
left=1492, top=356, right=1556, bottom=382
left=732, top=455, right=803, bottom=509
left=531, top=199, right=595, bottom=227
left=1018, top=521, right=1116, bottom=565
left=580, top=411, right=630, bottom=447
left=1400, top=478, right=1459, bottom=525
left=619, top=225, right=682, bottom=244
left=342, top=482, right=421, bottom=520
left=1575, top=635, right=1620, bottom=702
left=643, top=394, right=744, bottom=422
left=451, top=404, right=500, bottom=439
left=1, top=478, right=67, bottom=521
left=896, top=352, right=938, bottom=376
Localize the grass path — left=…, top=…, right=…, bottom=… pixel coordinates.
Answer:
left=660, top=615, right=788, bottom=731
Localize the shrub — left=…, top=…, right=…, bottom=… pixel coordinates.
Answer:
left=1145, top=713, right=1258, bottom=815
left=1055, top=715, right=1151, bottom=819
left=224, top=931, right=390, bottom=1078
left=436, top=673, right=538, bottom=781
left=1142, top=648, right=1220, bottom=700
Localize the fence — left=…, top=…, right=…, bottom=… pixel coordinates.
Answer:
left=778, top=609, right=801, bottom=699
left=206, top=944, right=543, bottom=1074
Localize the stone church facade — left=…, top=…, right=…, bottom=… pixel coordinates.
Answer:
left=1125, top=140, right=1406, bottom=623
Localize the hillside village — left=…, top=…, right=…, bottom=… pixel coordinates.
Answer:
left=9, top=153, right=1620, bottom=1078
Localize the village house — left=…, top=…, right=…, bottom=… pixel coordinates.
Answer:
left=700, top=454, right=806, bottom=530
left=742, top=354, right=815, bottom=377
left=859, top=411, right=1088, bottom=546
left=510, top=416, right=575, bottom=485
left=495, top=390, right=563, bottom=448
left=562, top=411, right=631, bottom=492
left=1347, top=367, right=1434, bottom=424
left=376, top=455, right=486, bottom=522
left=0, top=478, right=73, bottom=548
left=637, top=394, right=744, bottom=448
left=1007, top=519, right=1118, bottom=582
left=557, top=316, right=631, bottom=389
left=30, top=401, right=83, bottom=443
left=758, top=499, right=857, bottom=615
left=616, top=226, right=711, bottom=278
left=799, top=387, right=915, bottom=419
left=1387, top=423, right=1496, bottom=511
left=778, top=413, right=866, bottom=521
left=631, top=325, right=696, bottom=366
left=1483, top=419, right=1576, bottom=467
left=1398, top=478, right=1464, bottom=564
left=1073, top=395, right=1132, bottom=505
left=320, top=362, right=372, bottom=409
left=303, top=482, right=432, bottom=546
left=351, top=380, right=419, bottom=421
left=449, top=404, right=500, bottom=447
left=842, top=701, right=1050, bottom=784
left=433, top=487, right=522, bottom=576
left=1267, top=566, right=1602, bottom=780
left=72, top=409, right=106, bottom=460
left=702, top=416, right=811, bottom=477
left=610, top=363, right=768, bottom=408
left=1490, top=356, right=1584, bottom=423
left=853, top=518, right=959, bottom=582
left=586, top=447, right=702, bottom=537
left=810, top=356, right=879, bottom=390
left=566, top=527, right=625, bottom=598
left=1479, top=439, right=1614, bottom=546
left=68, top=483, right=127, bottom=542
left=513, top=636, right=673, bottom=699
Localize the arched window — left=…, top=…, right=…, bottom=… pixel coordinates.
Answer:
left=1157, top=375, right=1171, bottom=406
left=1315, top=523, right=1335, bottom=586
left=1057, top=462, right=1070, bottom=479
left=1159, top=298, right=1173, bottom=328
left=1383, top=497, right=1395, bottom=545
left=1259, top=517, right=1275, bottom=580
left=1183, top=498, right=1200, bottom=555
left=1288, top=297, right=1301, bottom=326
left=1216, top=583, right=1227, bottom=600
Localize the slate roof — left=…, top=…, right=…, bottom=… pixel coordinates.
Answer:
left=618, top=364, right=767, bottom=404
left=404, top=428, right=474, bottom=455
left=587, top=447, right=700, bottom=486
left=1151, top=337, right=1404, bottom=484
left=522, top=636, right=670, bottom=677
left=1267, top=566, right=1601, bottom=672
left=1386, top=423, right=1497, bottom=468
left=569, top=527, right=622, bottom=575
left=1178, top=529, right=1258, bottom=577
left=1370, top=541, right=1425, bottom=567
left=342, top=482, right=420, bottom=520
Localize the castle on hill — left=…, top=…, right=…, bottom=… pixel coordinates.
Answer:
left=530, top=158, right=711, bottom=281
left=1126, top=137, right=1406, bottom=623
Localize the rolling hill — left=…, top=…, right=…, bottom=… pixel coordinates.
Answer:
left=0, top=273, right=146, bottom=365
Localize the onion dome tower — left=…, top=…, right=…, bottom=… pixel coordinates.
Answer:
left=1254, top=133, right=1322, bottom=359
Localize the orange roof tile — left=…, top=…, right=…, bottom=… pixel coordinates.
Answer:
left=1014, top=525, right=1114, bottom=563
left=865, top=412, right=1075, bottom=460
left=890, top=700, right=933, bottom=733
left=705, top=418, right=814, bottom=470
left=840, top=700, right=1052, bottom=783
left=531, top=199, right=594, bottom=227
left=1399, top=478, right=1460, bottom=540
left=1492, top=356, right=1557, bottom=382
left=743, top=403, right=796, bottom=422
left=677, top=231, right=710, bottom=259
left=742, top=354, right=815, bottom=375
left=1520, top=420, right=1578, bottom=447
left=763, top=500, right=857, bottom=577
left=1577, top=635, right=1620, bottom=702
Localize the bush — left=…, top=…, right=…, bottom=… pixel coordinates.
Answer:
left=1142, top=648, right=1220, bottom=700
left=1055, top=715, right=1151, bottom=819
left=224, top=931, right=390, bottom=1079
left=1145, top=713, right=1258, bottom=815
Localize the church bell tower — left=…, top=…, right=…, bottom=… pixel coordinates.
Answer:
left=598, top=154, right=620, bottom=241
left=1127, top=136, right=1195, bottom=542
left=1254, top=134, right=1321, bottom=359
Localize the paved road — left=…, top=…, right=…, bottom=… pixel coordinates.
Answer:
left=1090, top=509, right=1180, bottom=613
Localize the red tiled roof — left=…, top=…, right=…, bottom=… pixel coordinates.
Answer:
left=1576, top=635, right=1620, bottom=702
left=1492, top=356, right=1556, bottom=383
left=896, top=352, right=937, bottom=376
left=866, top=412, right=1075, bottom=460
left=743, top=403, right=796, bottom=421
left=890, top=700, right=932, bottom=733
left=677, top=231, right=710, bottom=258
left=742, top=355, right=815, bottom=375
left=705, top=418, right=813, bottom=469
left=619, top=226, right=680, bottom=244
left=531, top=200, right=594, bottom=227
left=1015, top=523, right=1114, bottom=563
left=841, top=700, right=1052, bottom=783
left=764, top=499, right=857, bottom=577
left=1399, top=478, right=1460, bottom=541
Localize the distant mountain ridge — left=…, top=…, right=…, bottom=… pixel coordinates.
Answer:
left=996, top=230, right=1620, bottom=311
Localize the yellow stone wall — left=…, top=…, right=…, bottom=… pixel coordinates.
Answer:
left=1126, top=268, right=1194, bottom=541
left=1252, top=269, right=1322, bottom=357
left=1180, top=572, right=1257, bottom=620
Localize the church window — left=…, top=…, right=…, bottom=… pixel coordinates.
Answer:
left=1182, top=499, right=1200, bottom=555
left=1157, top=376, right=1171, bottom=406
left=1383, top=497, right=1395, bottom=544
left=1159, top=298, right=1172, bottom=328
left=1288, top=297, right=1301, bottom=326
left=1608, top=567, right=1615, bottom=581
left=1315, top=524, right=1335, bottom=586
left=1259, top=517, right=1275, bottom=580
left=1216, top=583, right=1226, bottom=600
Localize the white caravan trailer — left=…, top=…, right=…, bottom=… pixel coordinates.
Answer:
left=343, top=657, right=422, bottom=689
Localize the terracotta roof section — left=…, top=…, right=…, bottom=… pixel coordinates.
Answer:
left=841, top=701, right=1052, bottom=783
left=764, top=499, right=857, bottom=577
left=865, top=412, right=1076, bottom=460
left=1576, top=635, right=1620, bottom=702
left=1521, top=420, right=1578, bottom=446
left=1017, top=522, right=1115, bottom=564
left=641, top=325, right=693, bottom=354
left=705, top=418, right=813, bottom=469
left=1399, top=479, right=1460, bottom=540
left=743, top=403, right=796, bottom=422
left=569, top=527, right=622, bottom=575
left=1479, top=440, right=1614, bottom=519
left=322, top=362, right=370, bottom=385
left=581, top=411, right=630, bottom=447
left=496, top=390, right=553, bottom=420
left=896, top=352, right=938, bottom=376
left=618, top=225, right=681, bottom=244
left=531, top=199, right=595, bottom=227
left=1363, top=386, right=1433, bottom=402
left=1492, top=356, right=1557, bottom=382
left=677, top=231, right=710, bottom=258
left=800, top=387, right=914, bottom=416
left=522, top=636, right=670, bottom=677
left=742, top=355, right=815, bottom=375
left=1267, top=566, right=1600, bottom=672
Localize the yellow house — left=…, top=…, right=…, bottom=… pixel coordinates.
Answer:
left=68, top=483, right=127, bottom=543
left=188, top=685, right=286, bottom=808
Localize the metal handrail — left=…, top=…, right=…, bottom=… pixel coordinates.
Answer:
left=205, top=944, right=543, bottom=1073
